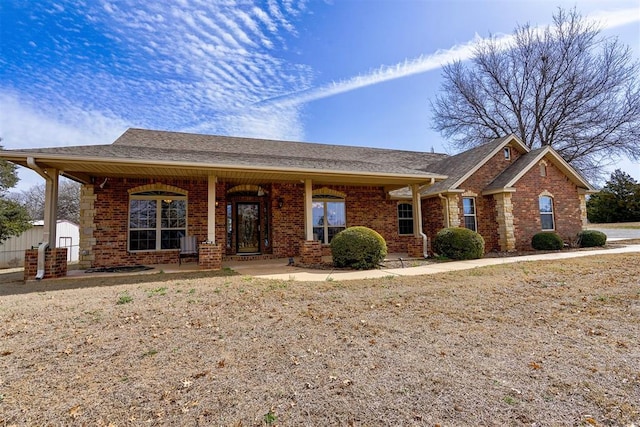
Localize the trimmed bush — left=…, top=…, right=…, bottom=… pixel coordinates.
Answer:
left=531, top=232, right=564, bottom=250
left=433, top=227, right=485, bottom=260
left=330, top=226, right=388, bottom=270
left=577, top=230, right=607, bottom=247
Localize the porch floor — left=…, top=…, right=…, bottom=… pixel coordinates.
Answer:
left=57, top=253, right=410, bottom=280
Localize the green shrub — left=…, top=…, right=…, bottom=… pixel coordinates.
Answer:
left=330, top=226, right=388, bottom=270
left=531, top=232, right=564, bottom=250
left=433, top=227, right=484, bottom=260
left=577, top=230, right=607, bottom=247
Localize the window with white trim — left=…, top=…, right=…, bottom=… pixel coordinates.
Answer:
left=312, top=195, right=346, bottom=244
left=129, top=190, right=187, bottom=251
left=397, top=203, right=414, bottom=235
left=539, top=195, right=555, bottom=230
left=503, top=147, right=511, bottom=160
left=462, top=197, right=477, bottom=232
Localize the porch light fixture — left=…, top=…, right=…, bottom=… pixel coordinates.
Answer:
left=278, top=198, right=284, bottom=209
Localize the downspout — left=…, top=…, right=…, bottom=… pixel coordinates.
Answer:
left=27, top=157, right=54, bottom=280
left=438, top=193, right=450, bottom=228
left=411, top=184, right=428, bottom=259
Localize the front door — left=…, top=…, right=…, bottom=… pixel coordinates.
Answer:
left=237, top=203, right=260, bottom=253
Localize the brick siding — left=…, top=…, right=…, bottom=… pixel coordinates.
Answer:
left=84, top=178, right=419, bottom=268
left=510, top=161, right=583, bottom=250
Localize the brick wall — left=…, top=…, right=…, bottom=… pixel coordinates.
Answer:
left=510, top=161, right=583, bottom=250
left=86, top=178, right=434, bottom=268
left=90, top=177, right=210, bottom=268
left=24, top=248, right=68, bottom=280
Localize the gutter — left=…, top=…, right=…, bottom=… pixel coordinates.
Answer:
left=438, top=193, right=450, bottom=228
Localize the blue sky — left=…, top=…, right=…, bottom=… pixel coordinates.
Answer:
left=1, top=0, right=639, bottom=193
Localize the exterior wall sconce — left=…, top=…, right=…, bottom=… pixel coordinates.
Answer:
left=278, top=198, right=284, bottom=209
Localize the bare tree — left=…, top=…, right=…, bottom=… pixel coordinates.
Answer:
left=12, top=178, right=81, bottom=224
left=431, top=8, right=640, bottom=179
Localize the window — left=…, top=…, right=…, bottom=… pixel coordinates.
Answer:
left=462, top=197, right=477, bottom=232
left=503, top=147, right=511, bottom=160
left=397, top=203, right=414, bottom=235
left=539, top=195, right=555, bottom=230
left=312, top=196, right=346, bottom=244
left=129, top=190, right=187, bottom=251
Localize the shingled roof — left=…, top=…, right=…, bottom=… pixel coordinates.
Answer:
left=1, top=128, right=449, bottom=185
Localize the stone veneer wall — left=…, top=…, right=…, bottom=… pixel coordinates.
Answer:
left=493, top=192, right=516, bottom=252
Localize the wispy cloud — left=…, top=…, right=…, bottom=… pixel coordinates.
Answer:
left=261, top=7, right=640, bottom=109
left=1, top=0, right=313, bottom=144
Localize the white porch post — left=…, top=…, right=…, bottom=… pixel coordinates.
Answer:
left=304, top=179, right=313, bottom=240
left=43, top=169, right=59, bottom=247
left=207, top=175, right=217, bottom=243
left=411, top=184, right=422, bottom=237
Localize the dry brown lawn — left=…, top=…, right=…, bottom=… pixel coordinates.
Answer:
left=1, top=253, right=639, bottom=426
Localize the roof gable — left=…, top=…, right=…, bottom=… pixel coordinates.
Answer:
left=483, top=145, right=596, bottom=194
left=422, top=134, right=528, bottom=195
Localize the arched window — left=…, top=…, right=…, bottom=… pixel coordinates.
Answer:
left=128, top=185, right=187, bottom=251
left=312, top=191, right=346, bottom=244
left=539, top=195, right=555, bottom=230
left=397, top=203, right=414, bottom=235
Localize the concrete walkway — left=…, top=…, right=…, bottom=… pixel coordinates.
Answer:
left=228, top=244, right=640, bottom=282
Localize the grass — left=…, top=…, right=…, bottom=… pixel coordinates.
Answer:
left=1, top=253, right=639, bottom=425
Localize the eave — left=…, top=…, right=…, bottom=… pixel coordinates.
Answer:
left=3, top=152, right=448, bottom=187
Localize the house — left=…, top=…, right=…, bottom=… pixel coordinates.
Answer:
left=0, top=220, right=79, bottom=269
left=0, top=129, right=595, bottom=280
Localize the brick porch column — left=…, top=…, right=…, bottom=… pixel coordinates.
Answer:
left=406, top=236, right=427, bottom=258
left=300, top=240, right=322, bottom=265
left=198, top=243, right=222, bottom=270
left=24, top=248, right=68, bottom=281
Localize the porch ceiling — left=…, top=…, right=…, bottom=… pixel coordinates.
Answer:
left=8, top=155, right=440, bottom=187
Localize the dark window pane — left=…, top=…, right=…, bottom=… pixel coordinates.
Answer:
left=464, top=216, right=477, bottom=232
left=129, top=200, right=156, bottom=228
left=161, top=200, right=186, bottom=228
left=399, top=219, right=413, bottom=235
left=327, top=226, right=345, bottom=243
left=161, top=229, right=185, bottom=250
left=541, top=214, right=554, bottom=230
left=398, top=203, right=413, bottom=219
left=313, top=226, right=324, bottom=243
left=129, top=230, right=156, bottom=251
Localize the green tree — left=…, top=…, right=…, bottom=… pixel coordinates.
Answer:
left=431, top=8, right=640, bottom=180
left=0, top=147, right=31, bottom=242
left=587, top=169, right=640, bottom=223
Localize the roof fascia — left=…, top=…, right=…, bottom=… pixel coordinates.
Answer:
left=3, top=152, right=449, bottom=183
left=498, top=146, right=595, bottom=191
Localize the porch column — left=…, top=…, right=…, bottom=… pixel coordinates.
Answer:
left=207, top=175, right=217, bottom=243
left=43, top=168, right=59, bottom=247
left=199, top=175, right=222, bottom=270
left=304, top=178, right=313, bottom=240
left=493, top=192, right=516, bottom=252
